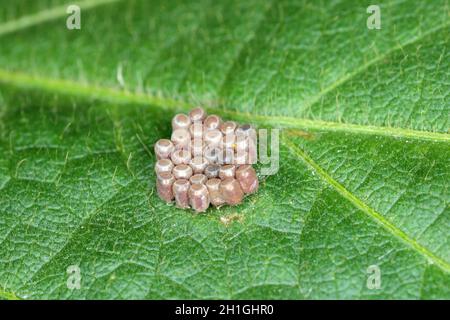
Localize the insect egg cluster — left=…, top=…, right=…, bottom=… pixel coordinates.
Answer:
left=154, top=107, right=259, bottom=212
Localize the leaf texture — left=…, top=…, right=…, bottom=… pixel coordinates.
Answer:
left=0, top=0, right=448, bottom=299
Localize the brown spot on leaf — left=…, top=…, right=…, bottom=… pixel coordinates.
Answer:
left=220, top=213, right=244, bottom=226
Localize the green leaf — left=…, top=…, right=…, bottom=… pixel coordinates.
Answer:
left=0, top=0, right=449, bottom=299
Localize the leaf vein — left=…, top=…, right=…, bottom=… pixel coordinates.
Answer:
left=0, top=69, right=448, bottom=142
left=0, top=0, right=123, bottom=37
left=283, top=137, right=450, bottom=273
left=27, top=179, right=137, bottom=286
left=301, top=21, right=450, bottom=111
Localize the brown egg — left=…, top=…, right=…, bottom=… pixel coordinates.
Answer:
left=220, top=178, right=244, bottom=206
left=155, top=158, right=174, bottom=175
left=190, top=156, right=208, bottom=174
left=219, top=164, right=236, bottom=179
left=190, top=174, right=207, bottom=185
left=204, top=115, right=221, bottom=131
left=172, top=179, right=190, bottom=209
left=204, top=129, right=223, bottom=148
left=204, top=164, right=220, bottom=179
left=236, top=165, right=259, bottom=194
left=204, top=146, right=221, bottom=164
left=156, top=172, right=175, bottom=203
left=171, top=149, right=192, bottom=165
left=220, top=121, right=237, bottom=135
left=154, top=139, right=174, bottom=160
left=189, top=107, right=207, bottom=123
left=173, top=164, right=193, bottom=180
left=189, top=183, right=210, bottom=212
left=235, top=124, right=256, bottom=137
left=206, top=178, right=225, bottom=207
left=171, top=128, right=191, bottom=149
left=171, top=113, right=191, bottom=131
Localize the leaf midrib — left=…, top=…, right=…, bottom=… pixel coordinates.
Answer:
left=1, top=66, right=448, bottom=276
left=0, top=0, right=448, bottom=140
left=0, top=68, right=448, bottom=142
left=0, top=0, right=448, bottom=141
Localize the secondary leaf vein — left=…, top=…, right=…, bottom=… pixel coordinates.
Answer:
left=0, top=0, right=123, bottom=37
left=283, top=137, right=450, bottom=274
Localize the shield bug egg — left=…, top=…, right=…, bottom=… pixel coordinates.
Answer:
left=155, top=158, right=174, bottom=175
left=155, top=139, right=174, bottom=160
left=171, top=128, right=191, bottom=149
left=189, top=183, right=210, bottom=212
left=156, top=172, right=175, bottom=203
left=173, top=164, right=193, bottom=180
left=171, top=149, right=192, bottom=165
left=206, top=178, right=225, bottom=207
left=204, top=164, right=220, bottom=179
left=236, top=164, right=258, bottom=194
left=204, top=115, right=221, bottom=131
left=172, top=113, right=191, bottom=131
left=173, top=179, right=191, bottom=209
left=220, top=178, right=244, bottom=206
left=190, top=174, right=207, bottom=185
left=189, top=107, right=206, bottom=122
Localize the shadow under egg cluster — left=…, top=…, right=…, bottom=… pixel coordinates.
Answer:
left=154, top=107, right=259, bottom=212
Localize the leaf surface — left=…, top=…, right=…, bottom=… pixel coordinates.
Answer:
left=0, top=0, right=448, bottom=299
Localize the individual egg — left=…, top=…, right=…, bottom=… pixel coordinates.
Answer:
left=236, top=165, right=258, bottom=194
left=171, top=149, right=192, bottom=165
left=206, top=178, right=225, bottom=207
left=171, top=128, right=191, bottom=149
left=189, top=107, right=207, bottom=123
left=235, top=124, right=256, bottom=137
left=219, top=164, right=236, bottom=179
left=173, top=179, right=191, bottom=209
left=172, top=113, right=191, bottom=131
left=189, top=183, right=210, bottom=212
left=203, top=115, right=221, bottom=131
left=173, top=164, right=193, bottom=180
left=220, top=121, right=237, bottom=135
left=190, top=174, right=207, bottom=185
left=154, top=139, right=174, bottom=160
left=190, top=156, right=208, bottom=174
left=218, top=148, right=234, bottom=165
left=191, top=138, right=205, bottom=157
left=220, top=178, right=244, bottom=206
left=189, top=122, right=204, bottom=140
left=204, top=146, right=221, bottom=164
left=204, top=164, right=220, bottom=179
left=204, top=129, right=223, bottom=148
left=155, top=158, right=174, bottom=175
left=156, top=172, right=175, bottom=202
